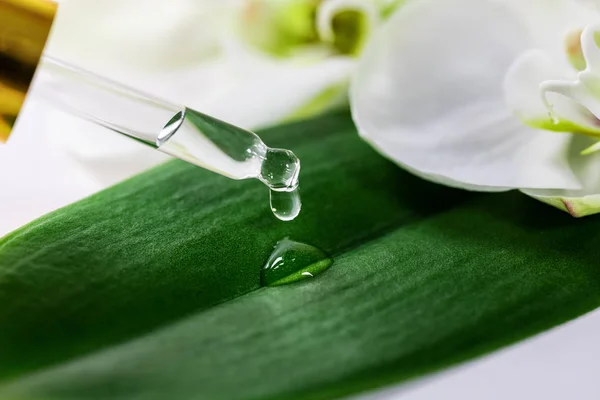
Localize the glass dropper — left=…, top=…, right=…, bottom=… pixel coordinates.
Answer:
left=28, top=55, right=302, bottom=221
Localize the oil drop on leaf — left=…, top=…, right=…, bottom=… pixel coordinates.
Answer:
left=261, top=238, right=333, bottom=286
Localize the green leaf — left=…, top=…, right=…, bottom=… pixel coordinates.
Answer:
left=1, top=111, right=600, bottom=400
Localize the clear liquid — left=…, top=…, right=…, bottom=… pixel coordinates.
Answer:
left=269, top=187, right=301, bottom=222
left=261, top=238, right=333, bottom=286
left=157, top=108, right=301, bottom=221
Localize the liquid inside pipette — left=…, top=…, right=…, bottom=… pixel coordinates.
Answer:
left=30, top=56, right=301, bottom=220
left=157, top=108, right=301, bottom=221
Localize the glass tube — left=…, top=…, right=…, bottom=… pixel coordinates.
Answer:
left=28, top=55, right=302, bottom=220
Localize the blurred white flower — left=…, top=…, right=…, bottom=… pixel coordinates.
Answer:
left=44, top=0, right=240, bottom=186
left=351, top=0, right=600, bottom=217
left=44, top=0, right=394, bottom=187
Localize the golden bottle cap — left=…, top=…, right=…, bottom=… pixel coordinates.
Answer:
left=0, top=0, right=57, bottom=142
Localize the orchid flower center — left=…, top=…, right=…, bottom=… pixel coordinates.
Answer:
left=539, top=25, right=600, bottom=146
left=240, top=0, right=380, bottom=58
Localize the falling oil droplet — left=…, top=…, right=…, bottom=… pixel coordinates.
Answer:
left=157, top=109, right=302, bottom=221
left=261, top=238, right=333, bottom=287
left=270, top=187, right=301, bottom=222
left=259, top=148, right=301, bottom=221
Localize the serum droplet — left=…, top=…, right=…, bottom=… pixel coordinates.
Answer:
left=270, top=187, right=301, bottom=222
left=259, top=148, right=302, bottom=221
left=261, top=238, right=333, bottom=287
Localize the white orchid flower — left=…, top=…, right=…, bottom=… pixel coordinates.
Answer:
left=351, top=0, right=600, bottom=217
left=44, top=0, right=395, bottom=187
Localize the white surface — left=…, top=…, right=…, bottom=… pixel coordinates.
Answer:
left=361, top=307, right=600, bottom=400
left=0, top=101, right=99, bottom=236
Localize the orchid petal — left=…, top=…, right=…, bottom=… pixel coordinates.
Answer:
left=522, top=135, right=600, bottom=217
left=199, top=54, right=355, bottom=129
left=351, top=0, right=581, bottom=190
left=575, top=0, right=600, bottom=12
left=48, top=0, right=236, bottom=73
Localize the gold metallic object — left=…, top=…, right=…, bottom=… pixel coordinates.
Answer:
left=0, top=0, right=57, bottom=142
